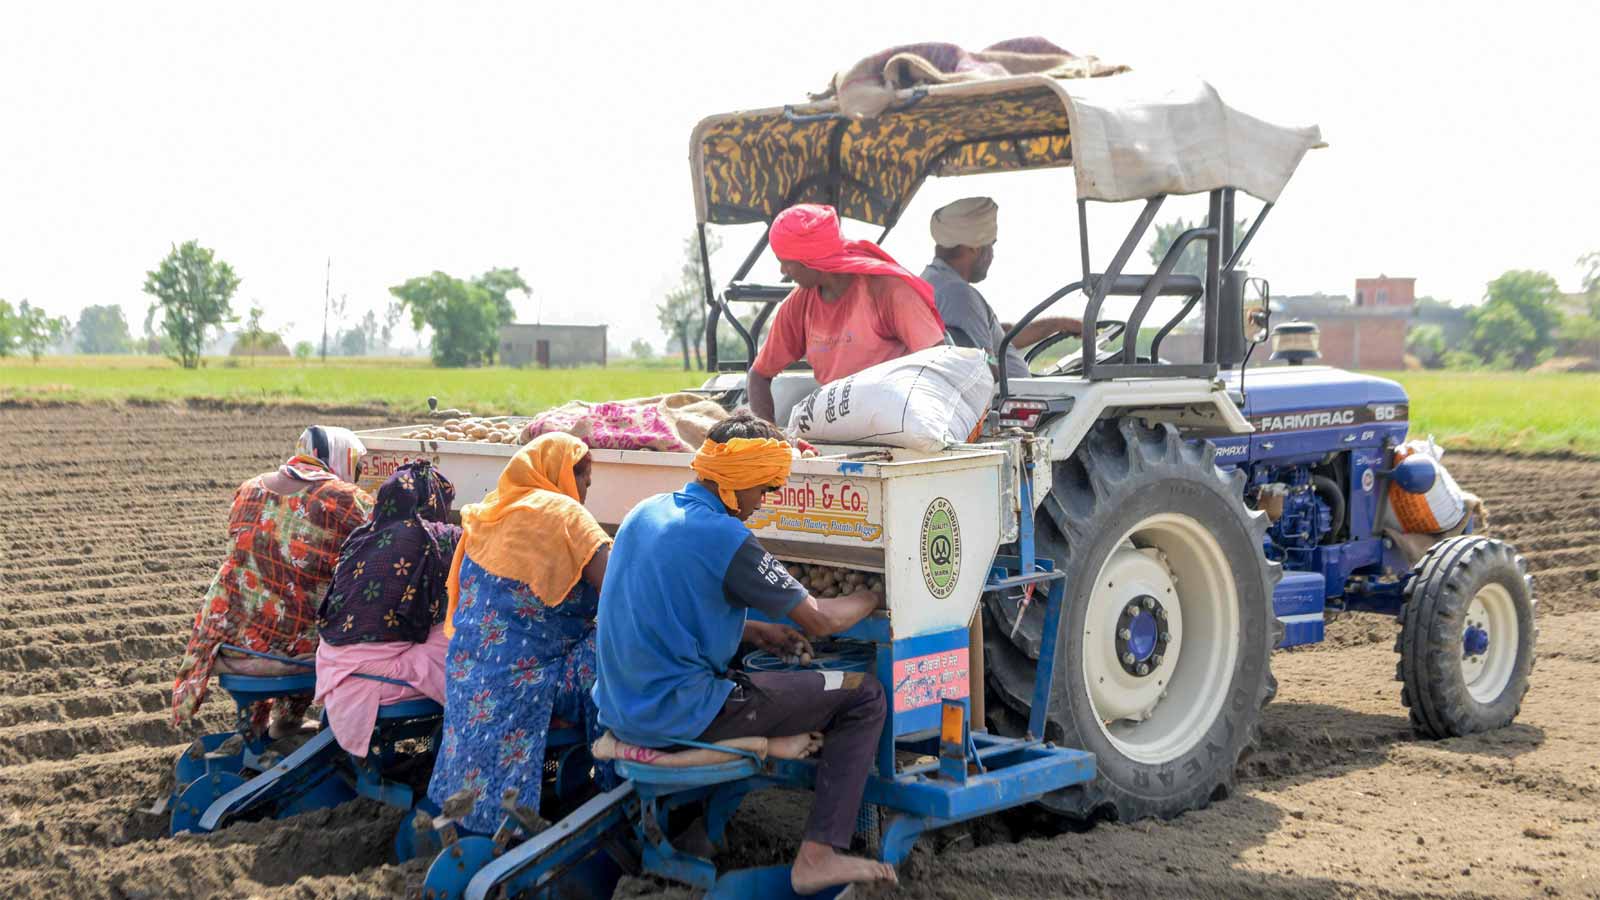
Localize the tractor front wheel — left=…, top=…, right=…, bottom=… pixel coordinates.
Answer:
left=984, top=419, right=1281, bottom=822
left=1398, top=535, right=1535, bottom=738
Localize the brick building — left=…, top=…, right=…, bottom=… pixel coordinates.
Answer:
left=1354, top=276, right=1415, bottom=309
left=1273, top=276, right=1414, bottom=370
left=1157, top=276, right=1416, bottom=371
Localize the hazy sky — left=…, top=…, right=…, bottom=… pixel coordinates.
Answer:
left=3, top=1, right=1597, bottom=353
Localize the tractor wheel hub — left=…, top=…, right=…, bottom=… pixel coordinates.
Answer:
left=1116, top=596, right=1170, bottom=676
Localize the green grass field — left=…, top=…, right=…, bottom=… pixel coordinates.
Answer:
left=1375, top=370, right=1600, bottom=456
left=0, top=355, right=702, bottom=416
left=4, top=357, right=1598, bottom=456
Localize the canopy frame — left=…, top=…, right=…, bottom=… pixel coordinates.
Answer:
left=691, top=74, right=1316, bottom=378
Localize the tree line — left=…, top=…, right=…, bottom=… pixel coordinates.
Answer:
left=1, top=240, right=533, bottom=368
left=1406, top=258, right=1600, bottom=370
left=12, top=233, right=1597, bottom=372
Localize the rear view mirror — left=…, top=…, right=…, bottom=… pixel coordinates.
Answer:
left=1245, top=277, right=1271, bottom=344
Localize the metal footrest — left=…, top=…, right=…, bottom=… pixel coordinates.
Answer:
left=196, top=726, right=350, bottom=831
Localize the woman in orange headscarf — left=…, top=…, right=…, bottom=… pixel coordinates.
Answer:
left=425, top=433, right=611, bottom=833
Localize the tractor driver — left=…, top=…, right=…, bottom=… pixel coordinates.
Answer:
left=922, top=197, right=1082, bottom=380
left=593, top=413, right=896, bottom=893
left=746, top=203, right=946, bottom=423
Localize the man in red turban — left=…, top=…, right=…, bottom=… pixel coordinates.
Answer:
left=747, top=204, right=946, bottom=423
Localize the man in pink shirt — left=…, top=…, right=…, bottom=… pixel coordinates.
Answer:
left=747, top=204, right=946, bottom=423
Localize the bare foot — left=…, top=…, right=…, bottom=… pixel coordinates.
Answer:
left=768, top=731, right=824, bottom=760
left=791, top=840, right=897, bottom=894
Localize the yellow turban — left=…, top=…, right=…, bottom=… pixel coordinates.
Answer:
left=691, top=437, right=794, bottom=511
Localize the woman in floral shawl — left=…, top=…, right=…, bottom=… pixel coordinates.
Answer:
left=171, top=426, right=373, bottom=737
left=426, top=433, right=611, bottom=834
left=313, top=460, right=462, bottom=755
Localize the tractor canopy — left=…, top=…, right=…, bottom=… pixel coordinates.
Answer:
left=689, top=72, right=1326, bottom=229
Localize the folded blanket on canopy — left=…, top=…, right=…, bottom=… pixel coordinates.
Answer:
left=519, top=393, right=730, bottom=453
left=816, top=37, right=1128, bottom=119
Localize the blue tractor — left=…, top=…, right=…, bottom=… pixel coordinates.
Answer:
left=692, top=71, right=1537, bottom=828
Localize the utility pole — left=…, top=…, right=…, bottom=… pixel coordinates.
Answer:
left=319, top=257, right=331, bottom=362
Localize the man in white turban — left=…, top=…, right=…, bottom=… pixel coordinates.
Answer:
left=921, top=197, right=1081, bottom=380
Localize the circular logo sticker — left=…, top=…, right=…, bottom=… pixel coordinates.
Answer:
left=1361, top=469, right=1375, bottom=492
left=920, top=497, right=962, bottom=599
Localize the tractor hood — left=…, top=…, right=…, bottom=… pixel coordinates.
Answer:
left=1223, top=365, right=1408, bottom=419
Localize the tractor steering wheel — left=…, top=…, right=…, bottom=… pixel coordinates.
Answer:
left=1024, top=322, right=1085, bottom=366
left=1031, top=319, right=1128, bottom=376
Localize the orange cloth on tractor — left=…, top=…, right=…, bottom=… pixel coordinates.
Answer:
left=1388, top=439, right=1468, bottom=533
left=444, top=433, right=610, bottom=634
left=689, top=437, right=795, bottom=512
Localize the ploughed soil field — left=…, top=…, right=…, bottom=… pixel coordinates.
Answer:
left=1, top=404, right=1596, bottom=899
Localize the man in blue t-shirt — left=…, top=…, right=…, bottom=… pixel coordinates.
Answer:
left=594, top=413, right=894, bottom=894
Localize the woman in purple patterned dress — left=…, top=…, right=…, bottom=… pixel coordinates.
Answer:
left=313, top=460, right=462, bottom=755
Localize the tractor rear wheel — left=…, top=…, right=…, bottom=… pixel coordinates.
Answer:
left=984, top=419, right=1281, bottom=822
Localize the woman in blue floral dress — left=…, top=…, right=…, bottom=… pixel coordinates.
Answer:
left=427, top=434, right=611, bottom=833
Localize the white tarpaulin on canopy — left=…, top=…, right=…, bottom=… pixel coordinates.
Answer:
left=1053, top=75, right=1325, bottom=204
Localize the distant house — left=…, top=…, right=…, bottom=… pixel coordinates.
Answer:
left=498, top=323, right=607, bottom=368
left=1268, top=276, right=1413, bottom=370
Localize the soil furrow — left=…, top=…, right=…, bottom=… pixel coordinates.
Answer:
left=0, top=406, right=1595, bottom=899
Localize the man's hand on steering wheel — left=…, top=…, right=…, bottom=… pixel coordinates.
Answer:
left=1033, top=318, right=1128, bottom=376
